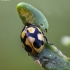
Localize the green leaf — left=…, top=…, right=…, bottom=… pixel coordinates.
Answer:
left=16, top=2, right=49, bottom=32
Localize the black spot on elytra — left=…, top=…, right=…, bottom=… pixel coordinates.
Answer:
left=33, top=41, right=43, bottom=48
left=25, top=45, right=32, bottom=52
left=33, top=41, right=39, bottom=48
left=41, top=41, right=44, bottom=45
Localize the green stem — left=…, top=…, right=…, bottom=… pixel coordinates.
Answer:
left=31, top=44, right=70, bottom=70
left=16, top=2, right=49, bottom=32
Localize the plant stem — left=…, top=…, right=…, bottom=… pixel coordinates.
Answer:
left=31, top=44, right=70, bottom=70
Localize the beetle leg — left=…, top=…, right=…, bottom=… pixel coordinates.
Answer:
left=28, top=53, right=31, bottom=56
left=44, top=36, right=53, bottom=45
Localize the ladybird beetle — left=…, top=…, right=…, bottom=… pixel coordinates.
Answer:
left=20, top=22, right=48, bottom=55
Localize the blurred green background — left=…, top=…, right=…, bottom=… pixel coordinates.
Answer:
left=0, top=0, right=70, bottom=70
